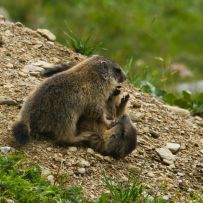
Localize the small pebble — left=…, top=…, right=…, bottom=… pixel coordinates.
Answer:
left=87, top=148, right=94, bottom=154
left=47, top=147, right=52, bottom=152
left=80, top=159, right=90, bottom=167
left=47, top=175, right=55, bottom=184
left=150, top=130, right=160, bottom=139
left=0, top=146, right=11, bottom=153
left=0, top=96, right=17, bottom=106
left=37, top=28, right=56, bottom=41
left=162, top=195, right=169, bottom=201
left=147, top=172, right=155, bottom=178
left=41, top=168, right=51, bottom=175
left=166, top=143, right=180, bottom=153
left=68, top=146, right=77, bottom=152
left=78, top=167, right=86, bottom=174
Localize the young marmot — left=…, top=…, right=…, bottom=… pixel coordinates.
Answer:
left=76, top=91, right=137, bottom=159
left=12, top=55, right=126, bottom=145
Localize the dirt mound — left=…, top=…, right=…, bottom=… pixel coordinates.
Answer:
left=0, top=21, right=202, bottom=198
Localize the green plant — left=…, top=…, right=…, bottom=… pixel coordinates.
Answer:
left=0, top=152, right=86, bottom=203
left=65, top=28, right=104, bottom=56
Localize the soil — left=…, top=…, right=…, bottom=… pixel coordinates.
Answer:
left=0, top=21, right=202, bottom=199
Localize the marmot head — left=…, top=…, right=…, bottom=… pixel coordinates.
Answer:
left=89, top=55, right=126, bottom=85
left=106, top=114, right=137, bottom=159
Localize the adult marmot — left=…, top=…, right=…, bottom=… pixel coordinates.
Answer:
left=12, top=55, right=126, bottom=146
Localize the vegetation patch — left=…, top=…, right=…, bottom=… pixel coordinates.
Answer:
left=0, top=152, right=202, bottom=203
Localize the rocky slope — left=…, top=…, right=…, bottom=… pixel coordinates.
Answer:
left=0, top=20, right=202, bottom=199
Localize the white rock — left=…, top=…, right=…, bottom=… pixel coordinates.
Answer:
left=32, top=61, right=54, bottom=69
left=177, top=172, right=184, bottom=177
left=156, top=147, right=176, bottom=164
left=78, top=167, right=86, bottom=174
left=41, top=168, right=51, bottom=175
left=5, top=63, right=13, bottom=68
left=200, top=150, right=203, bottom=154
left=163, top=159, right=174, bottom=165
left=0, top=146, right=11, bottom=153
left=37, top=29, right=56, bottom=41
left=164, top=105, right=190, bottom=117
left=5, top=199, right=15, bottom=203
left=68, top=146, right=77, bottom=152
left=0, top=97, right=17, bottom=105
left=47, top=175, right=55, bottom=184
left=46, top=147, right=52, bottom=152
left=162, top=195, right=169, bottom=201
left=23, top=64, right=43, bottom=73
left=147, top=172, right=155, bottom=178
left=166, top=143, right=180, bottom=153
left=87, top=148, right=94, bottom=154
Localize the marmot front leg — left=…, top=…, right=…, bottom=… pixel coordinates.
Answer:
left=106, top=87, right=130, bottom=120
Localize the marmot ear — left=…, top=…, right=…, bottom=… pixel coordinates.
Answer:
left=100, top=61, right=110, bottom=80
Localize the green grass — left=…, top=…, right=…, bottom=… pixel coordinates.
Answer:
left=124, top=58, right=203, bottom=117
left=0, top=152, right=202, bottom=203
left=65, top=27, right=105, bottom=56
left=0, top=152, right=86, bottom=203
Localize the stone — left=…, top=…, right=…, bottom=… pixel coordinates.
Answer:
left=80, top=159, right=90, bottom=167
left=166, top=143, right=180, bottom=153
left=147, top=172, right=155, bottom=177
left=150, top=130, right=160, bottom=138
left=46, top=147, right=52, bottom=152
left=94, top=153, right=104, bottom=159
left=23, top=64, right=44, bottom=73
left=0, top=146, right=11, bottom=153
left=32, top=61, right=54, bottom=69
left=5, top=199, right=15, bottom=203
left=78, top=167, right=86, bottom=174
left=0, top=15, right=5, bottom=22
left=6, top=63, right=14, bottom=68
left=165, top=105, right=190, bottom=117
left=68, top=146, right=77, bottom=152
left=155, top=147, right=176, bottom=164
left=163, top=159, right=174, bottom=165
left=177, top=172, right=184, bottom=177
left=199, top=150, right=203, bottom=154
left=162, top=195, right=169, bottom=201
left=37, top=29, right=56, bottom=41
left=128, top=164, right=137, bottom=170
left=0, top=96, right=17, bottom=105
left=41, top=168, right=51, bottom=175
left=87, top=148, right=94, bottom=154
left=47, top=175, right=55, bottom=184
left=129, top=112, right=144, bottom=122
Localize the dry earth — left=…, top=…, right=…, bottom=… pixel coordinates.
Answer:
left=0, top=21, right=202, bottom=199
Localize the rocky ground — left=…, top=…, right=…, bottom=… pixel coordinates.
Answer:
left=0, top=20, right=202, bottom=199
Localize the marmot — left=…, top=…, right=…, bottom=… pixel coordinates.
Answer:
left=12, top=55, right=126, bottom=146
left=76, top=91, right=137, bottom=159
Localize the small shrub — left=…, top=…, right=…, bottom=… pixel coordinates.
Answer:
left=65, top=28, right=104, bottom=56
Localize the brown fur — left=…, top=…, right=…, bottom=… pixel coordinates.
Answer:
left=12, top=55, right=126, bottom=146
left=76, top=92, right=137, bottom=159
